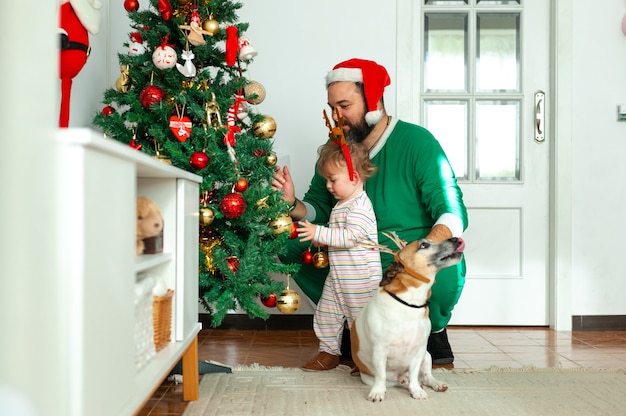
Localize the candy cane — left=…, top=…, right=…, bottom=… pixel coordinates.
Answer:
left=227, top=94, right=249, bottom=126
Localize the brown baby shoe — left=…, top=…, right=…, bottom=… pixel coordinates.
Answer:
left=302, top=352, right=340, bottom=371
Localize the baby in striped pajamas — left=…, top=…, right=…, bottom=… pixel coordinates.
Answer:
left=298, top=140, right=382, bottom=371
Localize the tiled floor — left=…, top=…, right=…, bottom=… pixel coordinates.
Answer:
left=136, top=327, right=626, bottom=415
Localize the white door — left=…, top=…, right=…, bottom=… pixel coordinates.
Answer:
left=398, top=0, right=550, bottom=325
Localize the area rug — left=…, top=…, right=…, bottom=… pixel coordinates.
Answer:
left=183, top=364, right=626, bottom=416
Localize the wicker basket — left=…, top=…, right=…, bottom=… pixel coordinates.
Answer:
left=153, top=289, right=174, bottom=351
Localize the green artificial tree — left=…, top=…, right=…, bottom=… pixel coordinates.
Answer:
left=93, top=0, right=299, bottom=326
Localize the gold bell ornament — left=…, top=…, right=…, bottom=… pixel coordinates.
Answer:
left=276, top=274, right=300, bottom=314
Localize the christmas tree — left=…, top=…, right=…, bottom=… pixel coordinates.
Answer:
left=93, top=0, right=299, bottom=326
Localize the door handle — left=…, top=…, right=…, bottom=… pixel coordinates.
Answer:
left=534, top=91, right=545, bottom=143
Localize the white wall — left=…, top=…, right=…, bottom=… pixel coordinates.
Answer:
left=570, top=2, right=626, bottom=316
left=238, top=0, right=397, bottom=199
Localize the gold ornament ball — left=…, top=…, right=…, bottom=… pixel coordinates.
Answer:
left=270, top=214, right=293, bottom=236
left=199, top=207, right=215, bottom=226
left=264, top=152, right=277, bottom=167
left=313, top=251, right=329, bottom=268
left=202, top=18, right=220, bottom=35
left=276, top=289, right=300, bottom=314
left=252, top=116, right=277, bottom=139
left=244, top=81, right=266, bottom=104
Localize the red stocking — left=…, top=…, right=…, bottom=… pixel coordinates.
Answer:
left=225, top=26, right=238, bottom=66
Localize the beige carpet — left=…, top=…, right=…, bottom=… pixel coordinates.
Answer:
left=183, top=364, right=626, bottom=416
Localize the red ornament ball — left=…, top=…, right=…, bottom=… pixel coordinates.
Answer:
left=289, top=222, right=299, bottom=239
left=301, top=249, right=314, bottom=265
left=124, top=0, right=139, bottom=12
left=226, top=256, right=239, bottom=273
left=140, top=85, right=164, bottom=109
left=220, top=192, right=246, bottom=219
left=190, top=151, right=209, bottom=170
left=234, top=178, right=249, bottom=192
left=261, top=293, right=277, bottom=308
left=102, top=105, right=115, bottom=116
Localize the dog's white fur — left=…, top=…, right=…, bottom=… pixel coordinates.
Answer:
left=351, top=237, right=465, bottom=402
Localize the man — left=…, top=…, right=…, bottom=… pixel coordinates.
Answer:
left=272, top=58, right=468, bottom=366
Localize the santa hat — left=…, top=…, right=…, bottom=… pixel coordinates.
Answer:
left=325, top=58, right=391, bottom=125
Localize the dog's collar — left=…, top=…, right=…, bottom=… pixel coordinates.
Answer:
left=393, top=253, right=431, bottom=284
left=384, top=288, right=430, bottom=309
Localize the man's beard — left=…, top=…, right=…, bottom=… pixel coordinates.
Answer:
left=344, top=117, right=374, bottom=143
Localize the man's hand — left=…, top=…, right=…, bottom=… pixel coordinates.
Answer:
left=271, top=165, right=295, bottom=204
left=425, top=224, right=452, bottom=242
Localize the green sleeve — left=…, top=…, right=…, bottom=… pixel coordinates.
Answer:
left=417, top=130, right=468, bottom=231
left=301, top=162, right=335, bottom=224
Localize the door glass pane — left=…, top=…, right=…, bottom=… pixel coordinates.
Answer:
left=477, top=0, right=520, bottom=4
left=424, top=13, right=468, bottom=92
left=424, top=100, right=468, bottom=179
left=476, top=13, right=520, bottom=92
left=425, top=0, right=468, bottom=4
left=475, top=100, right=519, bottom=180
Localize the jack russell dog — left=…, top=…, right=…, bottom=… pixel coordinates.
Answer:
left=351, top=236, right=465, bottom=402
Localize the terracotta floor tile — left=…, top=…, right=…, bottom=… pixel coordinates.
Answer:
left=137, top=326, right=626, bottom=415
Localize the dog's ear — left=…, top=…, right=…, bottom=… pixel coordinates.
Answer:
left=379, top=261, right=401, bottom=286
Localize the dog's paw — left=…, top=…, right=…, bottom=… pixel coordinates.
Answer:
left=367, top=388, right=386, bottom=402
left=422, top=377, right=448, bottom=392
left=432, top=381, right=448, bottom=392
left=409, top=386, right=429, bottom=400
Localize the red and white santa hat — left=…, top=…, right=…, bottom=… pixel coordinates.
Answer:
left=325, top=58, right=391, bottom=126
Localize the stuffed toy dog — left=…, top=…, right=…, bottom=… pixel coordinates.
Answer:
left=136, top=196, right=164, bottom=255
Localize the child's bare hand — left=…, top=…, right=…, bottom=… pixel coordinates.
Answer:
left=297, top=220, right=316, bottom=242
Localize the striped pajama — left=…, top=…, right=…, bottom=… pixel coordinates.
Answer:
left=312, top=191, right=382, bottom=355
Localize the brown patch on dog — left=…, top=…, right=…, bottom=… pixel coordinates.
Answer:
left=380, top=264, right=429, bottom=295
left=378, top=261, right=401, bottom=287
left=350, top=322, right=374, bottom=377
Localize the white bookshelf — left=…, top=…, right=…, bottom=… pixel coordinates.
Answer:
left=56, top=129, right=202, bottom=415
